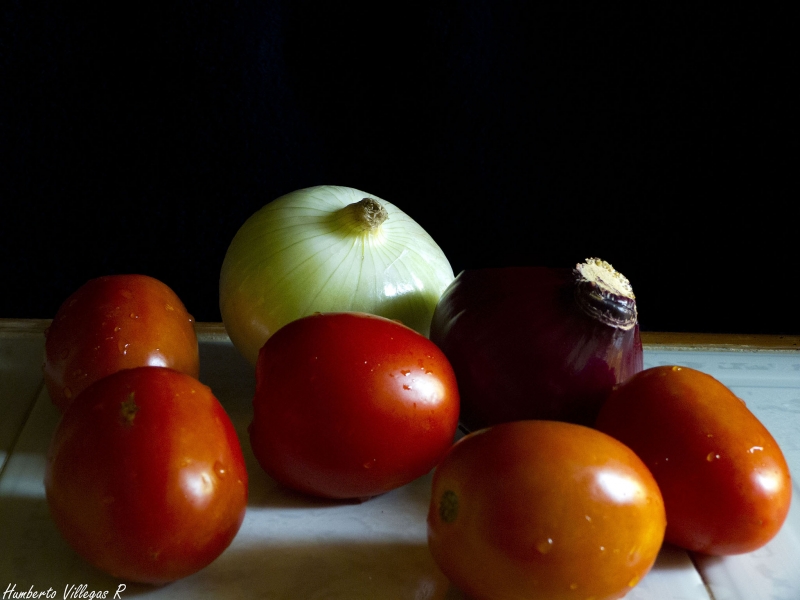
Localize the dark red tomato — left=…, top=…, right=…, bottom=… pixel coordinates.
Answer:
left=45, top=367, right=248, bottom=584
left=44, top=274, right=200, bottom=412
left=427, top=420, right=666, bottom=600
left=249, top=312, right=460, bottom=500
left=595, top=365, right=792, bottom=555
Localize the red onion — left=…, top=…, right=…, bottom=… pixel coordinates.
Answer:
left=429, top=258, right=643, bottom=431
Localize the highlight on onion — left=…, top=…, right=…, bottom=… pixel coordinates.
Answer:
left=220, top=185, right=455, bottom=365
left=429, top=258, right=643, bottom=431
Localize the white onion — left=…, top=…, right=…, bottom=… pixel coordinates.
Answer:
left=220, top=185, right=455, bottom=365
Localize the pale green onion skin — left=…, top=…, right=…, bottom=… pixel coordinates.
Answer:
left=219, top=185, right=456, bottom=365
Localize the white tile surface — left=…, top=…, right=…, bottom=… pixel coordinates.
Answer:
left=644, top=349, right=800, bottom=600
left=0, top=331, right=797, bottom=598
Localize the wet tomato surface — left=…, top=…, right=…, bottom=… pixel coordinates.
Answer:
left=44, top=274, right=199, bottom=412
left=248, top=312, right=460, bottom=500
left=45, top=367, right=248, bottom=584
left=595, top=365, right=792, bottom=555
left=427, top=420, right=666, bottom=600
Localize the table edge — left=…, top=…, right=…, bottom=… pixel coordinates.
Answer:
left=1, top=319, right=798, bottom=353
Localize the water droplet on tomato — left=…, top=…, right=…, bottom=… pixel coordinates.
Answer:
left=570, top=583, right=578, bottom=590
left=706, top=452, right=720, bottom=462
left=118, top=340, right=130, bottom=355
left=213, top=461, right=227, bottom=478
left=671, top=366, right=682, bottom=371
left=748, top=446, right=764, bottom=453
left=403, top=384, right=412, bottom=391
left=63, top=387, right=73, bottom=399
left=165, top=303, right=174, bottom=311
left=401, top=370, right=410, bottom=376
left=628, top=574, right=641, bottom=587
left=536, top=538, right=553, bottom=554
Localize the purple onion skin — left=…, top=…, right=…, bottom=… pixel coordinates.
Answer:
left=430, top=267, right=643, bottom=431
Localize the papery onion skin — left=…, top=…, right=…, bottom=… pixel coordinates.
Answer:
left=429, top=260, right=643, bottom=431
left=220, top=185, right=455, bottom=365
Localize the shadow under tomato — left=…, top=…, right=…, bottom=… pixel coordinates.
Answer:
left=0, top=489, right=458, bottom=599
left=185, top=539, right=454, bottom=600
left=652, top=542, right=705, bottom=570
left=242, top=420, right=440, bottom=506
left=0, top=494, right=158, bottom=594
left=245, top=468, right=359, bottom=510
left=198, top=339, right=256, bottom=402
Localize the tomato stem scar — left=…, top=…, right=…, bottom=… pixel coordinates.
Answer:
left=439, top=490, right=459, bottom=523
left=120, top=393, right=139, bottom=426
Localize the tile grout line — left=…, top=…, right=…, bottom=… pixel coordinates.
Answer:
left=689, top=552, right=718, bottom=600
left=0, top=379, right=45, bottom=484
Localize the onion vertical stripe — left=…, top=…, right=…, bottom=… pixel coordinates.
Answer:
left=219, top=185, right=455, bottom=366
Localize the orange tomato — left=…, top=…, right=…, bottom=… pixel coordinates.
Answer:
left=595, top=365, right=792, bottom=555
left=427, top=420, right=666, bottom=600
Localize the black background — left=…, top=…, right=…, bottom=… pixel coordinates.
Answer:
left=1, top=4, right=795, bottom=334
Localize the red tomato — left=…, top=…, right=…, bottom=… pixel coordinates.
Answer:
left=595, top=365, right=792, bottom=555
left=45, top=367, right=248, bottom=584
left=427, top=420, right=666, bottom=600
left=44, top=274, right=200, bottom=412
left=248, top=312, right=460, bottom=500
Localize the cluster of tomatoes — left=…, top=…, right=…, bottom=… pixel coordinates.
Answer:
left=42, top=273, right=792, bottom=600
left=43, top=274, right=248, bottom=584
left=427, top=367, right=793, bottom=600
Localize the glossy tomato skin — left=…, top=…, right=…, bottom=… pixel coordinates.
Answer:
left=44, top=274, right=200, bottom=412
left=45, top=367, right=248, bottom=584
left=595, top=365, right=792, bottom=555
left=249, top=312, right=460, bottom=500
left=427, top=420, right=666, bottom=600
